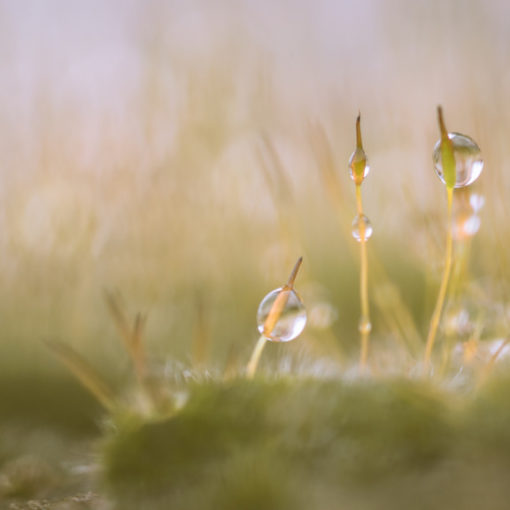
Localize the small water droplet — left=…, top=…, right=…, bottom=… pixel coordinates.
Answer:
left=358, top=316, right=372, bottom=334
left=469, top=193, right=485, bottom=213
left=351, top=214, right=373, bottom=242
left=433, top=133, right=483, bottom=188
left=349, top=148, right=370, bottom=184
left=453, top=214, right=481, bottom=240
left=257, top=287, right=307, bottom=342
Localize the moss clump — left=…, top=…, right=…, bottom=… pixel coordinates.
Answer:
left=103, top=377, right=454, bottom=509
left=0, top=373, right=102, bottom=435
left=462, top=372, right=510, bottom=458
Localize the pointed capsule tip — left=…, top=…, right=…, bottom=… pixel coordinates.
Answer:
left=437, top=106, right=448, bottom=137
left=355, top=114, right=363, bottom=149
left=286, top=256, right=303, bottom=288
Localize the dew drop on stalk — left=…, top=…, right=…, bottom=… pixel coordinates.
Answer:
left=257, top=287, right=307, bottom=342
left=433, top=133, right=483, bottom=188
left=351, top=214, right=373, bottom=242
left=348, top=148, right=370, bottom=183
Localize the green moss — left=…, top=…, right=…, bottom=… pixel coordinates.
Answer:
left=104, top=380, right=284, bottom=495
left=462, top=373, right=510, bottom=457
left=103, top=377, right=454, bottom=509
left=0, top=373, right=102, bottom=435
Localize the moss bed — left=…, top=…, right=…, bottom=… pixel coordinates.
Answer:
left=101, top=375, right=510, bottom=510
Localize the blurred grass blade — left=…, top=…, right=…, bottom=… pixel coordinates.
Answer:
left=257, top=133, right=293, bottom=209
left=104, top=289, right=146, bottom=382
left=191, top=293, right=210, bottom=368
left=44, top=339, right=116, bottom=411
left=256, top=133, right=297, bottom=262
left=104, top=290, right=132, bottom=352
left=132, top=312, right=147, bottom=378
left=308, top=120, right=347, bottom=207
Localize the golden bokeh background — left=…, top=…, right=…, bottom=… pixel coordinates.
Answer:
left=1, top=0, right=510, bottom=381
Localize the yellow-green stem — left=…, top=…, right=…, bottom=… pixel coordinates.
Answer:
left=424, top=187, right=454, bottom=369
left=246, top=334, right=267, bottom=379
left=356, top=184, right=370, bottom=369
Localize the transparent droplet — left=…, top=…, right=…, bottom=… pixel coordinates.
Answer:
left=351, top=214, right=373, bottom=242
left=358, top=316, right=372, bottom=334
left=469, top=193, right=485, bottom=213
left=433, top=133, right=483, bottom=188
left=257, top=287, right=307, bottom=342
left=349, top=148, right=370, bottom=183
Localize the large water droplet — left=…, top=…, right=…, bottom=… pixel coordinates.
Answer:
left=349, top=148, right=370, bottom=183
left=433, top=133, right=483, bottom=188
left=351, top=214, right=373, bottom=242
left=257, top=287, right=307, bottom=342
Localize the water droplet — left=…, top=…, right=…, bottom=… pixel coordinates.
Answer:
left=469, top=193, right=485, bottom=213
left=452, top=214, right=481, bottom=240
left=349, top=148, right=370, bottom=184
left=257, top=287, right=307, bottom=342
left=433, top=133, right=483, bottom=188
left=358, top=316, right=372, bottom=334
left=351, top=214, right=373, bottom=242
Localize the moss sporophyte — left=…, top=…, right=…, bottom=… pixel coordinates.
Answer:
left=424, top=106, right=483, bottom=371
left=246, top=257, right=307, bottom=378
left=349, top=114, right=372, bottom=371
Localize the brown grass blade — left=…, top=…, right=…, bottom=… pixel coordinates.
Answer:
left=44, top=340, right=116, bottom=411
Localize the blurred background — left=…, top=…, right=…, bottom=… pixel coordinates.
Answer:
left=1, top=0, right=510, bottom=393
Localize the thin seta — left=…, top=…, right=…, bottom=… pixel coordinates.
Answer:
left=424, top=106, right=483, bottom=372
left=349, top=114, right=372, bottom=371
